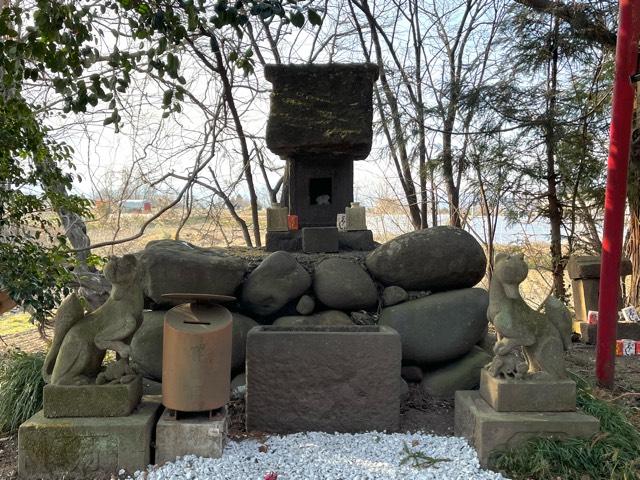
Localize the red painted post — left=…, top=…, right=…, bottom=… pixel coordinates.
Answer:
left=595, top=0, right=640, bottom=388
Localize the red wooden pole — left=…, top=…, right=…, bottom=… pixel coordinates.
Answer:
left=595, top=0, right=640, bottom=389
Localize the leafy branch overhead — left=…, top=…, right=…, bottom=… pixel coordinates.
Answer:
left=0, top=0, right=320, bottom=321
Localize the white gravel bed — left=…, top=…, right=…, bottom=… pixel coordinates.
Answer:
left=129, top=431, right=508, bottom=480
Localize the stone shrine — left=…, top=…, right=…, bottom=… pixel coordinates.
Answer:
left=264, top=63, right=379, bottom=252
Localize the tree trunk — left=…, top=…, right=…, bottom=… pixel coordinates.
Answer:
left=626, top=83, right=640, bottom=306
left=546, top=17, right=566, bottom=301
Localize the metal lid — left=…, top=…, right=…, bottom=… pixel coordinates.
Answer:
left=165, top=303, right=232, bottom=334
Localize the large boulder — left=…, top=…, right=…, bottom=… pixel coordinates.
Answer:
left=378, top=288, right=489, bottom=365
left=420, top=347, right=491, bottom=399
left=139, top=240, right=247, bottom=308
left=130, top=311, right=258, bottom=381
left=365, top=226, right=486, bottom=291
left=241, top=251, right=311, bottom=317
left=273, top=310, right=353, bottom=327
left=313, top=258, right=378, bottom=311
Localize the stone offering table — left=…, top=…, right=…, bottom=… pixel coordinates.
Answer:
left=246, top=325, right=401, bottom=433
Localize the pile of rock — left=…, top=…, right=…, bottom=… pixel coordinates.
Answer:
left=130, top=225, right=491, bottom=399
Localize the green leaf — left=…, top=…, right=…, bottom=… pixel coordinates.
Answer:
left=308, top=9, right=322, bottom=27
left=289, top=11, right=304, bottom=28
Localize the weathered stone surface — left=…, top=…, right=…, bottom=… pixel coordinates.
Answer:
left=265, top=230, right=302, bottom=252
left=578, top=321, right=640, bottom=345
left=130, top=311, right=257, bottom=381
left=241, top=251, right=311, bottom=316
left=567, top=255, right=632, bottom=279
left=477, top=331, right=496, bottom=354
left=231, top=373, right=246, bottom=399
left=43, top=378, right=142, bottom=418
left=571, top=277, right=626, bottom=323
left=345, top=203, right=367, bottom=231
left=230, top=313, right=259, bottom=374
left=130, top=310, right=164, bottom=381
left=302, top=227, right=339, bottom=253
left=273, top=310, right=353, bottom=327
left=479, top=369, right=576, bottom=412
left=455, top=391, right=599, bottom=467
left=382, top=286, right=408, bottom=307
left=296, top=294, right=316, bottom=315
left=401, top=365, right=424, bottom=383
left=246, top=325, right=401, bottom=433
left=155, top=408, right=228, bottom=464
left=139, top=240, right=246, bottom=307
left=366, top=226, right=486, bottom=291
left=18, top=401, right=161, bottom=479
left=379, top=288, right=489, bottom=364
left=421, top=347, right=491, bottom=399
left=313, top=258, right=378, bottom=311
left=264, top=63, right=379, bottom=159
left=338, top=230, right=376, bottom=251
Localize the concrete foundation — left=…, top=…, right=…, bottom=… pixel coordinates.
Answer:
left=155, top=408, right=228, bottom=464
left=18, top=400, right=161, bottom=479
left=266, top=230, right=375, bottom=252
left=455, top=391, right=599, bottom=467
left=43, top=378, right=143, bottom=418
left=578, top=321, right=640, bottom=344
left=246, top=325, right=401, bottom=433
left=479, top=369, right=576, bottom=412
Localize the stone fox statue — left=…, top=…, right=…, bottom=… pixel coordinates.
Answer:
left=487, top=252, right=572, bottom=379
left=42, top=254, right=144, bottom=385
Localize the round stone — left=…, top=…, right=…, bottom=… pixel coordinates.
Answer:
left=382, top=286, right=409, bottom=307
left=365, top=226, right=486, bottom=291
left=420, top=346, right=491, bottom=399
left=378, top=288, right=489, bottom=364
left=296, top=295, right=316, bottom=315
left=313, top=258, right=378, bottom=311
left=241, top=251, right=311, bottom=317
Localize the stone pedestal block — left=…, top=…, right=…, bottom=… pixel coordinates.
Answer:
left=345, top=202, right=367, bottom=231
left=155, top=408, right=228, bottom=464
left=455, top=391, right=599, bottom=467
left=302, top=227, right=339, bottom=253
left=18, top=400, right=161, bottom=479
left=266, top=230, right=374, bottom=252
left=578, top=321, right=640, bottom=344
left=266, top=205, right=289, bottom=232
left=479, top=369, right=576, bottom=412
left=246, top=325, right=401, bottom=433
left=338, top=230, right=375, bottom=251
left=43, top=378, right=143, bottom=418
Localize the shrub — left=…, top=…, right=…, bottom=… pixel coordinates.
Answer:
left=0, top=349, right=45, bottom=433
left=492, top=373, right=640, bottom=480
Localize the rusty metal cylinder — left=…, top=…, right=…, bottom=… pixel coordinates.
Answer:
left=162, top=303, right=232, bottom=412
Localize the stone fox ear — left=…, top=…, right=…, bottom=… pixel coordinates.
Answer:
left=121, top=254, right=138, bottom=266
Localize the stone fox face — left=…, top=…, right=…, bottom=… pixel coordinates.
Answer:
left=494, top=253, right=528, bottom=299
left=103, top=254, right=138, bottom=284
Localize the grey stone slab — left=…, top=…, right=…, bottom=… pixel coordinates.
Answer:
left=246, top=325, right=401, bottom=433
left=338, top=230, right=375, bottom=251
left=579, top=321, right=640, bottom=344
left=155, top=408, right=228, bottom=464
left=265, top=231, right=302, bottom=252
left=302, top=227, right=339, bottom=253
left=478, top=369, right=576, bottom=412
left=567, top=255, right=632, bottom=280
left=18, top=400, right=161, bottom=479
left=43, top=378, right=143, bottom=418
left=454, top=391, right=599, bottom=467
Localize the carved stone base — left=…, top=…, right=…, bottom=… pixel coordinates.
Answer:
left=18, top=400, right=161, bottom=479
left=479, top=368, right=576, bottom=412
left=455, top=391, right=599, bottom=467
left=43, top=377, right=143, bottom=418
left=577, top=321, right=640, bottom=345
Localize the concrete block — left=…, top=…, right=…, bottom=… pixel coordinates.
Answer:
left=567, top=255, right=632, bottom=279
left=265, top=231, right=302, bottom=252
left=345, top=203, right=367, bottom=231
left=266, top=205, right=289, bottom=232
left=302, top=227, right=339, bottom=253
left=43, top=378, right=142, bottom=418
left=155, top=408, right=228, bottom=464
left=579, top=321, right=640, bottom=344
left=455, top=391, right=599, bottom=467
left=338, top=230, right=375, bottom=251
left=246, top=325, right=401, bottom=433
left=18, top=400, right=161, bottom=479
left=479, top=369, right=576, bottom=412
